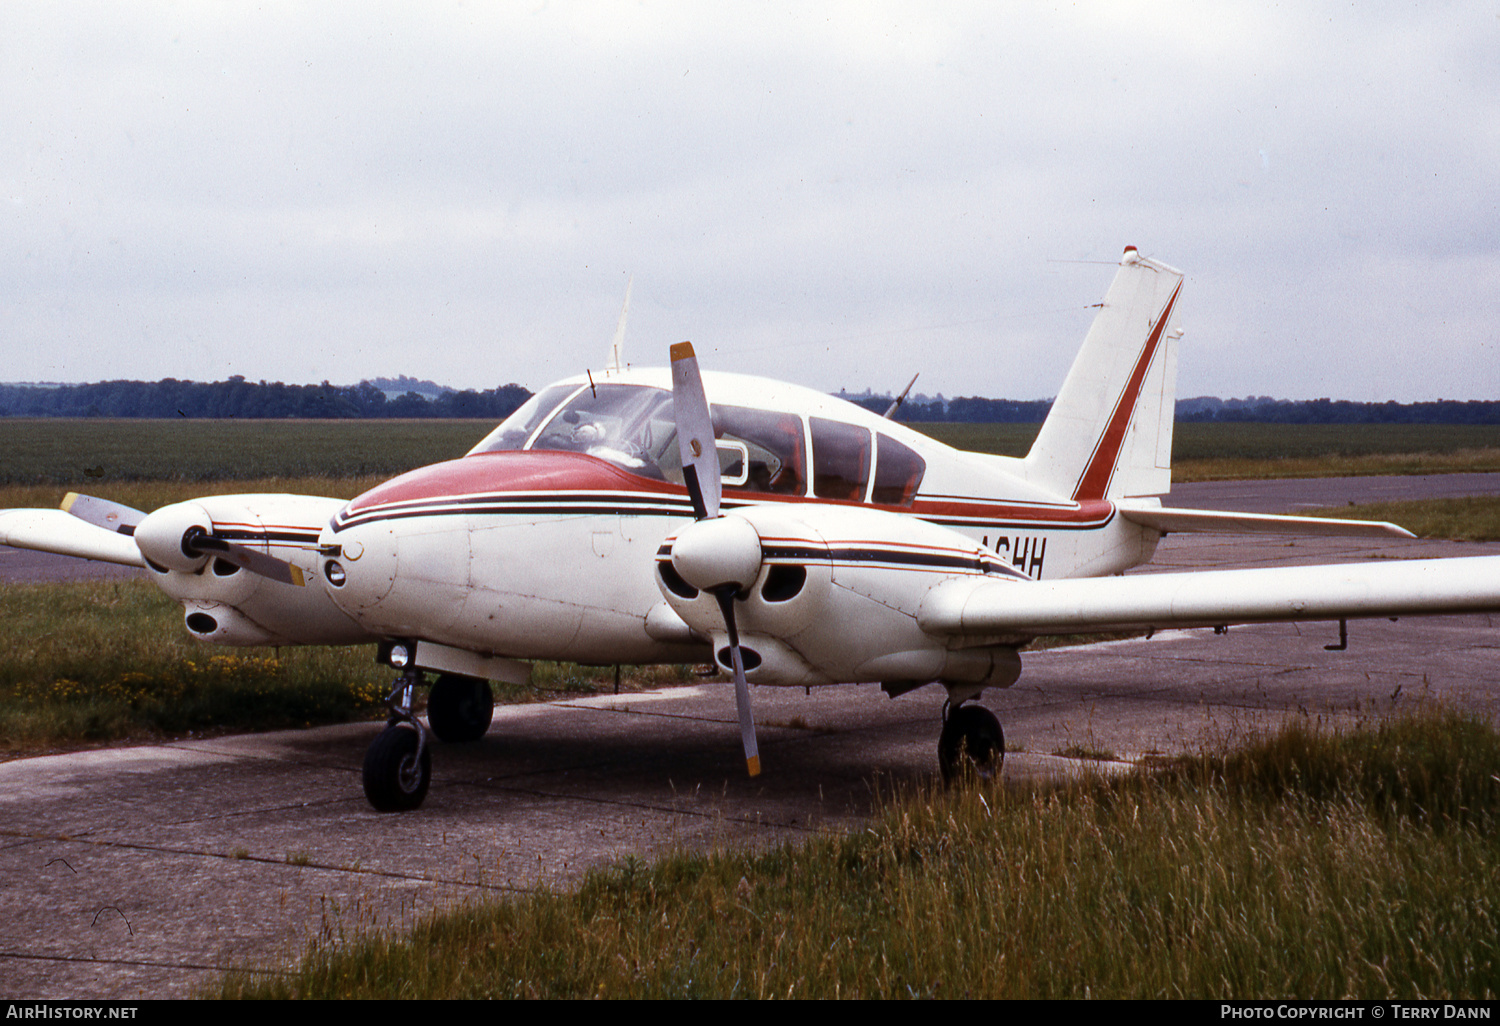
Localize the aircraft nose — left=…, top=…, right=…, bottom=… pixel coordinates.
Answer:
left=318, top=523, right=397, bottom=611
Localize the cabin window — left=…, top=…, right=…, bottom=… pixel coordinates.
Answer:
left=810, top=417, right=872, bottom=501
left=715, top=405, right=807, bottom=496
left=467, top=384, right=581, bottom=454
left=871, top=433, right=926, bottom=506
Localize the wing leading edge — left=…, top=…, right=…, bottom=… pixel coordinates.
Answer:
left=919, top=555, right=1500, bottom=638
left=0, top=508, right=147, bottom=567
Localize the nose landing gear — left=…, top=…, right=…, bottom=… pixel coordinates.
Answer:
left=364, top=671, right=431, bottom=812
left=362, top=669, right=499, bottom=811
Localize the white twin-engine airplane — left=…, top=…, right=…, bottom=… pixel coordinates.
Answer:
left=6, top=246, right=1500, bottom=812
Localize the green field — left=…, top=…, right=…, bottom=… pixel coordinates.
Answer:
left=5, top=419, right=1500, bottom=494
left=1314, top=496, right=1500, bottom=542
left=911, top=422, right=1500, bottom=481
left=0, top=418, right=490, bottom=485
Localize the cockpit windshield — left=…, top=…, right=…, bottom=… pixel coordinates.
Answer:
left=469, top=383, right=681, bottom=478
left=529, top=384, right=679, bottom=476
left=467, top=384, right=581, bottom=454
left=467, top=382, right=809, bottom=495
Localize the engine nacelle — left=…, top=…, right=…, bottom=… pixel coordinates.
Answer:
left=182, top=601, right=282, bottom=646
left=143, top=494, right=377, bottom=647
left=658, top=502, right=1027, bottom=688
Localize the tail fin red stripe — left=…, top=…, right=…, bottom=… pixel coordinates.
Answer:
left=1071, top=281, right=1182, bottom=501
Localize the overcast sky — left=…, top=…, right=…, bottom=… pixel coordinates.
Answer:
left=2, top=2, right=1495, bottom=402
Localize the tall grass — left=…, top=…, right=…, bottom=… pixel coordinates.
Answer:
left=219, top=707, right=1500, bottom=999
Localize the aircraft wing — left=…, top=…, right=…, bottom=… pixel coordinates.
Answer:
left=918, top=555, right=1500, bottom=637
left=0, top=508, right=147, bottom=568
left=1117, top=502, right=1414, bottom=539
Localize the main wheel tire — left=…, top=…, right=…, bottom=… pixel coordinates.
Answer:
left=363, top=725, right=431, bottom=812
left=938, top=705, right=1005, bottom=785
left=427, top=674, right=494, bottom=743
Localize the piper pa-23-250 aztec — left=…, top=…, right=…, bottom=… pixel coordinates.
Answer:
left=5, top=246, right=1499, bottom=812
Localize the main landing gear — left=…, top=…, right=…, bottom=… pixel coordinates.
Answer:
left=937, top=701, right=1005, bottom=785
left=427, top=673, right=495, bottom=743
left=362, top=670, right=496, bottom=812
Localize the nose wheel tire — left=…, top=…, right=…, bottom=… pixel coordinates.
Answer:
left=427, top=674, right=494, bottom=743
left=938, top=704, right=1005, bottom=785
left=363, top=724, right=431, bottom=812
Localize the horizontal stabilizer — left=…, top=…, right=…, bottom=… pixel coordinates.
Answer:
left=1118, top=504, right=1414, bottom=540
left=0, top=508, right=147, bottom=567
left=920, top=555, right=1500, bottom=638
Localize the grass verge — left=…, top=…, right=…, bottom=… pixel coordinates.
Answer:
left=1308, top=495, right=1500, bottom=542
left=217, top=706, right=1500, bottom=999
left=0, top=580, right=383, bottom=755
left=0, top=579, right=707, bottom=758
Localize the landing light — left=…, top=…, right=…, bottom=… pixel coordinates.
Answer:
left=324, top=560, right=346, bottom=587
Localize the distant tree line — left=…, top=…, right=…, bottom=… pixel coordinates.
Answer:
left=0, top=377, right=533, bottom=419
left=846, top=393, right=1500, bottom=425
left=1172, top=397, right=1500, bottom=425
left=843, top=395, right=1054, bottom=422
left=3, top=376, right=1498, bottom=425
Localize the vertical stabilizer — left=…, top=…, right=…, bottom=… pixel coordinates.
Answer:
left=1023, top=247, right=1184, bottom=500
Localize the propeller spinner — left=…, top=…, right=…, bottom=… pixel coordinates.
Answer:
left=670, top=342, right=763, bottom=777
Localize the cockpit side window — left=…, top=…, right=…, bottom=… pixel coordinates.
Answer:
left=872, top=433, right=926, bottom=506
left=715, top=404, right=806, bottom=496
left=810, top=417, right=872, bottom=501
left=467, top=384, right=582, bottom=454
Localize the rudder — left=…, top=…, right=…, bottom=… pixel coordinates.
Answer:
left=1023, top=246, right=1184, bottom=501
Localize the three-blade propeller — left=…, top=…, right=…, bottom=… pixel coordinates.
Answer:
left=670, top=341, right=762, bottom=777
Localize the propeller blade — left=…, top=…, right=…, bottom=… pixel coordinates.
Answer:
left=61, top=493, right=146, bottom=535
left=670, top=341, right=721, bottom=521
left=670, top=340, right=761, bottom=776
left=183, top=529, right=306, bottom=587
left=714, top=590, right=761, bottom=777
